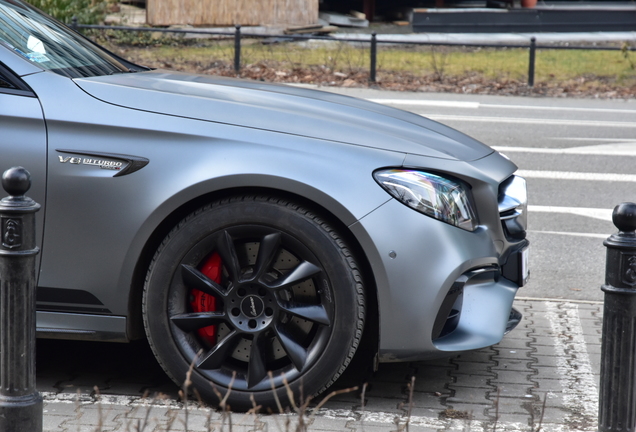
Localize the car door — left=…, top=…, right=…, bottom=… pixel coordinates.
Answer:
left=0, top=62, right=47, bottom=271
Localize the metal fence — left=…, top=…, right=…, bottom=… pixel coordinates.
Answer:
left=71, top=19, right=636, bottom=88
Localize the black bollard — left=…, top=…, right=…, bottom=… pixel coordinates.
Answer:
left=369, top=32, right=377, bottom=83
left=0, top=167, right=42, bottom=432
left=599, top=202, right=636, bottom=432
left=234, top=25, right=241, bottom=74
left=528, top=37, right=536, bottom=87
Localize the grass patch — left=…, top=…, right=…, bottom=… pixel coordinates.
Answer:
left=91, top=30, right=636, bottom=97
left=535, top=48, right=636, bottom=82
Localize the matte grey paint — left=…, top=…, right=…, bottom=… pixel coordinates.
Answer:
left=1, top=41, right=523, bottom=361
left=0, top=92, right=46, bottom=272
left=74, top=71, right=493, bottom=161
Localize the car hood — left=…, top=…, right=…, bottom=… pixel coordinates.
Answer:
left=74, top=71, right=493, bottom=161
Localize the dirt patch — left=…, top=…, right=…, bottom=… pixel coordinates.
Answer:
left=112, top=46, right=636, bottom=99
left=439, top=408, right=472, bottom=420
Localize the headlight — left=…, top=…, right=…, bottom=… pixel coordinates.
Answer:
left=374, top=169, right=478, bottom=231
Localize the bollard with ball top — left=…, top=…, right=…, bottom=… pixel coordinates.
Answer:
left=0, top=167, right=42, bottom=431
left=599, top=202, right=636, bottom=432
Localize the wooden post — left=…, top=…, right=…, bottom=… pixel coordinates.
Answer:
left=363, top=0, right=375, bottom=22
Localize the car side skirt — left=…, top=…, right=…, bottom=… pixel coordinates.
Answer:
left=36, top=311, right=127, bottom=342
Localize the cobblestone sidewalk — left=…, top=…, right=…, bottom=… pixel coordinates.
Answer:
left=41, top=298, right=603, bottom=432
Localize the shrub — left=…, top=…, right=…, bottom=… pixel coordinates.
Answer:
left=25, top=0, right=108, bottom=24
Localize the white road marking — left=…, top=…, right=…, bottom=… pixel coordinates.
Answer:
left=317, top=409, right=539, bottom=431
left=423, top=114, right=636, bottom=128
left=516, top=296, right=603, bottom=305
left=41, top=391, right=186, bottom=407
left=528, top=230, right=608, bottom=239
left=518, top=169, right=636, bottom=183
left=369, top=98, right=636, bottom=114
left=483, top=103, right=636, bottom=115
left=368, top=99, right=480, bottom=109
left=529, top=205, right=612, bottom=222
left=545, top=302, right=598, bottom=431
left=40, top=391, right=572, bottom=432
left=494, top=144, right=636, bottom=156
left=555, top=138, right=636, bottom=142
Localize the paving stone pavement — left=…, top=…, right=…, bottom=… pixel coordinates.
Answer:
left=39, top=298, right=603, bottom=431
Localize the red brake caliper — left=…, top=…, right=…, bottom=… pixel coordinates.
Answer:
left=190, top=253, right=221, bottom=344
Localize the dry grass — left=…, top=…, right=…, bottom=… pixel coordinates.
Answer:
left=89, top=29, right=636, bottom=99
left=68, top=374, right=557, bottom=432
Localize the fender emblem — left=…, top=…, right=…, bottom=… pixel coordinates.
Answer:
left=56, top=150, right=149, bottom=177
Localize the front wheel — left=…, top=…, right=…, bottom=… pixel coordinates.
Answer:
left=143, top=196, right=365, bottom=410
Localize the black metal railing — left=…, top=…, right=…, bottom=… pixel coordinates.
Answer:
left=70, top=18, right=636, bottom=88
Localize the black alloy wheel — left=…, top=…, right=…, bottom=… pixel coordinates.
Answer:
left=143, top=196, right=365, bottom=410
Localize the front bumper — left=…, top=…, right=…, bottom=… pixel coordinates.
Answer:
left=350, top=197, right=525, bottom=363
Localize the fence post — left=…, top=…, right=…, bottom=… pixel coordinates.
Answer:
left=528, top=37, right=536, bottom=87
left=234, top=25, right=241, bottom=74
left=599, top=202, right=636, bottom=432
left=71, top=16, right=78, bottom=31
left=0, top=167, right=42, bottom=432
left=369, top=32, right=377, bottom=83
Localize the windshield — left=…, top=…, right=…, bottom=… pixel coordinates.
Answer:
left=0, top=0, right=136, bottom=77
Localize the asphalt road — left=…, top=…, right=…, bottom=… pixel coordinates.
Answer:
left=317, top=87, right=636, bottom=303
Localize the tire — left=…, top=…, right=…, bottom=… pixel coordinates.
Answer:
left=143, top=195, right=365, bottom=411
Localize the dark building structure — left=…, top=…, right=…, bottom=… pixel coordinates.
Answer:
left=320, top=1, right=636, bottom=33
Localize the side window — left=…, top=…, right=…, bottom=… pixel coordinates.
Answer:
left=0, top=63, right=33, bottom=96
left=0, top=70, right=16, bottom=89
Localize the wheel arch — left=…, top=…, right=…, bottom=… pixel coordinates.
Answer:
left=126, top=185, right=380, bottom=364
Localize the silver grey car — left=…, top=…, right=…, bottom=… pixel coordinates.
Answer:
left=0, top=0, right=529, bottom=410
